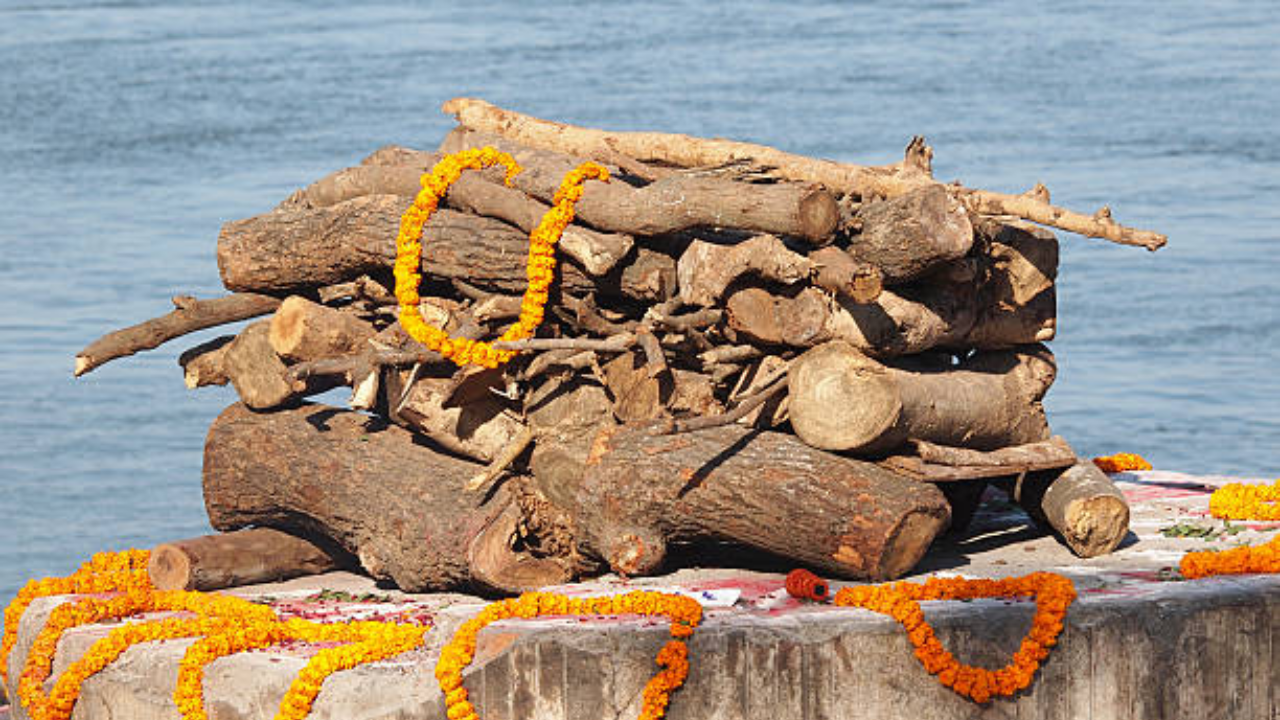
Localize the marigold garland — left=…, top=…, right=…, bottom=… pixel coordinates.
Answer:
left=1092, top=452, right=1152, bottom=473
left=393, top=147, right=609, bottom=368
left=811, top=572, right=1077, bottom=704
left=435, top=590, right=702, bottom=720
left=1206, top=478, right=1280, bottom=521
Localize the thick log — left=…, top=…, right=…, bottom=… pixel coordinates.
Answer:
left=1009, top=461, right=1131, bottom=558
left=441, top=128, right=839, bottom=242
left=852, top=184, right=974, bottom=284
left=443, top=97, right=1167, bottom=250
left=148, top=528, right=343, bottom=591
left=268, top=295, right=377, bottom=362
left=572, top=423, right=951, bottom=580
left=788, top=341, right=1054, bottom=453
left=75, top=293, right=281, bottom=377
left=203, top=402, right=569, bottom=593
left=967, top=216, right=1058, bottom=347
left=217, top=195, right=672, bottom=301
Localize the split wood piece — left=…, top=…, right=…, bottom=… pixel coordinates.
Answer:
left=268, top=295, right=377, bottom=362
left=382, top=371, right=524, bottom=463
left=443, top=97, right=1167, bottom=250
left=788, top=341, right=1054, bottom=453
left=725, top=280, right=977, bottom=358
left=203, top=402, right=570, bottom=593
left=877, top=436, right=1078, bottom=482
left=852, top=184, right=974, bottom=284
left=74, top=293, right=281, bottom=377
left=601, top=350, right=673, bottom=423
left=1010, top=461, right=1131, bottom=558
left=178, top=335, right=234, bottom=388
left=808, top=245, right=883, bottom=304
left=967, top=216, right=1058, bottom=347
left=148, top=527, right=345, bottom=592
left=573, top=423, right=951, bottom=580
left=726, top=355, right=790, bottom=428
left=440, top=128, right=839, bottom=243
left=223, top=320, right=338, bottom=410
left=677, top=235, right=812, bottom=307
left=217, top=195, right=673, bottom=301
left=525, top=375, right=617, bottom=513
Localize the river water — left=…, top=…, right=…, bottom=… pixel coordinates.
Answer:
left=1, top=1, right=1277, bottom=601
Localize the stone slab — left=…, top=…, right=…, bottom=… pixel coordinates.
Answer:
left=4, top=471, right=1278, bottom=720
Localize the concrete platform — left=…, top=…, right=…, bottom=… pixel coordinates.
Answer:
left=4, top=471, right=1278, bottom=720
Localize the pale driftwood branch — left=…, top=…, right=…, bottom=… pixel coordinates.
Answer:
left=75, top=293, right=281, bottom=377
left=442, top=97, right=1167, bottom=250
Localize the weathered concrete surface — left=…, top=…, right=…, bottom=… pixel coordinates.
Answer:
left=4, top=471, right=1278, bottom=720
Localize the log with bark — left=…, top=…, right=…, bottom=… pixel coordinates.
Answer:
left=1002, top=461, right=1132, bottom=558
left=203, top=402, right=573, bottom=593
left=787, top=341, right=1055, bottom=453
left=148, top=527, right=346, bottom=592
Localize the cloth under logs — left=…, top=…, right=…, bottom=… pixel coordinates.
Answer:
left=77, top=99, right=1155, bottom=594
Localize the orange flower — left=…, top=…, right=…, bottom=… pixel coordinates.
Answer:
left=1092, top=452, right=1152, bottom=473
left=1207, top=479, right=1280, bottom=521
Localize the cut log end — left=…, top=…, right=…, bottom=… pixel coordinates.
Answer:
left=875, top=510, right=950, bottom=580
left=146, top=544, right=193, bottom=591
left=798, top=187, right=840, bottom=243
left=788, top=341, right=902, bottom=452
left=1062, top=496, right=1131, bottom=558
left=73, top=355, right=92, bottom=377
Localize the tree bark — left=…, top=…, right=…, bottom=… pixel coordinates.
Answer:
left=202, top=402, right=568, bottom=593
left=852, top=184, right=974, bottom=284
left=268, top=295, right=377, bottom=362
left=178, top=335, right=234, bottom=388
left=217, top=196, right=672, bottom=301
left=441, top=128, right=839, bottom=242
left=442, top=97, right=1167, bottom=250
left=75, top=293, right=281, bottom=377
left=223, top=321, right=301, bottom=409
left=788, top=341, right=1055, bottom=453
left=677, top=235, right=812, bottom=307
left=147, top=528, right=344, bottom=592
left=572, top=423, right=951, bottom=580
left=1007, top=461, right=1131, bottom=558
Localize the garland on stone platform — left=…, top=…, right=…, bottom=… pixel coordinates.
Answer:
left=1092, top=452, right=1153, bottom=473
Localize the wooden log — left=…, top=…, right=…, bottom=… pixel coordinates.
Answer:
left=967, top=216, right=1058, bottom=347
left=441, top=128, right=839, bottom=242
left=75, top=293, right=281, bottom=377
left=203, top=402, right=570, bottom=593
left=382, top=372, right=525, bottom=463
left=222, top=320, right=298, bottom=409
left=878, top=436, right=1078, bottom=482
left=852, top=184, right=974, bottom=284
left=725, top=280, right=977, bottom=357
left=1009, top=461, right=1131, bottom=558
left=442, top=97, right=1167, bottom=250
left=267, top=295, right=377, bottom=362
left=217, top=195, right=672, bottom=301
left=572, top=423, right=951, bottom=580
left=788, top=341, right=1054, bottom=453
left=677, top=235, right=812, bottom=307
left=808, top=245, right=883, bottom=304
left=148, top=527, right=344, bottom=591
left=178, top=335, right=234, bottom=388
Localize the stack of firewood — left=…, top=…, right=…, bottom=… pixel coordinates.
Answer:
left=76, top=99, right=1162, bottom=596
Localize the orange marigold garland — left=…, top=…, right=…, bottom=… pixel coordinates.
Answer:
left=832, top=572, right=1077, bottom=704
left=1179, top=534, right=1280, bottom=579
left=435, top=590, right=702, bottom=720
left=1092, top=452, right=1152, bottom=473
left=393, top=147, right=609, bottom=368
left=1207, top=478, right=1280, bottom=521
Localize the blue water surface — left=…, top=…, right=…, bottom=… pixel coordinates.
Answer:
left=1, top=1, right=1277, bottom=601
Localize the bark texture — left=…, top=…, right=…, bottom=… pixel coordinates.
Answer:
left=148, top=528, right=343, bottom=591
